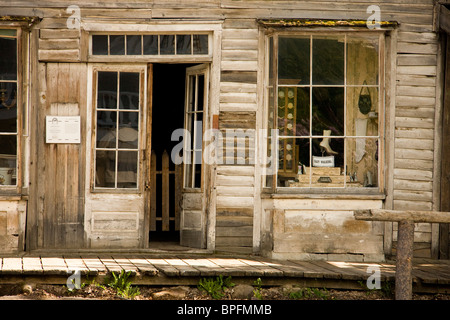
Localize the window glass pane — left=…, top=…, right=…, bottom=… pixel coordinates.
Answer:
left=0, top=82, right=17, bottom=133
left=126, top=35, right=142, bottom=55
left=184, top=151, right=193, bottom=187
left=312, top=37, right=344, bottom=85
left=312, top=87, right=344, bottom=136
left=110, top=35, right=125, bottom=55
left=310, top=137, right=345, bottom=188
left=268, top=37, right=274, bottom=86
left=346, top=138, right=378, bottom=188
left=118, top=112, right=139, bottom=149
left=92, top=35, right=108, bottom=55
left=0, top=30, right=16, bottom=37
left=278, top=37, right=310, bottom=85
left=95, top=150, right=116, bottom=188
left=346, top=86, right=379, bottom=136
left=279, top=138, right=310, bottom=187
left=160, top=35, right=175, bottom=55
left=194, top=162, right=201, bottom=188
left=117, top=151, right=138, bottom=188
left=277, top=87, right=309, bottom=137
left=96, top=111, right=117, bottom=148
left=347, top=36, right=379, bottom=85
left=97, top=71, right=118, bottom=109
left=0, top=37, right=17, bottom=81
left=119, top=72, right=139, bottom=110
left=176, top=35, right=191, bottom=55
left=0, top=135, right=16, bottom=186
left=143, top=35, right=158, bottom=55
left=193, top=35, right=208, bottom=54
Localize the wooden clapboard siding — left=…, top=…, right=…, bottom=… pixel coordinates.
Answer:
left=28, top=62, right=86, bottom=250
left=393, top=25, right=439, bottom=257
left=215, top=165, right=254, bottom=254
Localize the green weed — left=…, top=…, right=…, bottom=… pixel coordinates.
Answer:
left=197, top=275, right=235, bottom=299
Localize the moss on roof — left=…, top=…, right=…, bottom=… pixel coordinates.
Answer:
left=258, top=18, right=398, bottom=28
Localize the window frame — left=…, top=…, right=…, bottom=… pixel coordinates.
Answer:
left=263, top=30, right=386, bottom=195
left=91, top=64, right=146, bottom=193
left=0, top=26, right=25, bottom=194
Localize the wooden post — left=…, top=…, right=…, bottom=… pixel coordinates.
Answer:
left=395, top=220, right=415, bottom=300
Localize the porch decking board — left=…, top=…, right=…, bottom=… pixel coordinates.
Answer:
left=98, top=255, right=123, bottom=273
left=127, top=256, right=159, bottom=276
left=22, top=257, right=43, bottom=274
left=1, top=257, right=22, bottom=274
left=40, top=257, right=68, bottom=275
left=0, top=255, right=449, bottom=294
left=145, top=258, right=180, bottom=276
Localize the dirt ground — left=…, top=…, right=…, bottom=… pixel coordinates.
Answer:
left=0, top=283, right=449, bottom=300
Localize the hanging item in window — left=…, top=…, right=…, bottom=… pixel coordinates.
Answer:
left=358, top=80, right=372, bottom=115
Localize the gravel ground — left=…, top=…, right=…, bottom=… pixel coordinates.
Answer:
left=0, top=283, right=449, bottom=300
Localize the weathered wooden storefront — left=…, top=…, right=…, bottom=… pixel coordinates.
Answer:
left=0, top=0, right=448, bottom=261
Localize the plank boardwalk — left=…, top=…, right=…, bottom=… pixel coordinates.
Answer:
left=0, top=255, right=449, bottom=293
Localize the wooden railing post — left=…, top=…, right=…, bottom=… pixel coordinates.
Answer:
left=395, top=220, right=415, bottom=300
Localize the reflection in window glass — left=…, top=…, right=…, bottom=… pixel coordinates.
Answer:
left=193, top=35, right=208, bottom=54
left=95, top=70, right=141, bottom=189
left=160, top=35, right=175, bottom=55
left=143, top=35, right=158, bottom=55
left=176, top=35, right=191, bottom=54
left=126, top=35, right=142, bottom=55
left=0, top=30, right=18, bottom=186
left=312, top=38, right=344, bottom=85
left=92, top=35, right=108, bottom=55
left=0, top=82, right=17, bottom=133
left=95, top=150, right=116, bottom=188
left=110, top=35, right=125, bottom=55
left=97, top=72, right=117, bottom=109
left=117, top=151, right=138, bottom=188
left=278, top=37, right=309, bottom=85
left=119, top=72, right=139, bottom=110
left=311, top=87, right=344, bottom=136
left=0, top=37, right=17, bottom=81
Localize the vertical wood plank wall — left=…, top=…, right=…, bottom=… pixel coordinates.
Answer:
left=28, top=62, right=86, bottom=250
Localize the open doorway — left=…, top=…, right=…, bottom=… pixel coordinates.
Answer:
left=149, top=63, right=195, bottom=245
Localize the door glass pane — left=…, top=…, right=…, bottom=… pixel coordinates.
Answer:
left=96, top=111, right=117, bottom=148
left=193, top=35, right=208, bottom=54
left=117, top=151, right=138, bottom=188
left=118, top=112, right=139, bottom=149
left=0, top=37, right=17, bottom=81
left=312, top=37, right=344, bottom=85
left=143, top=35, right=158, bottom=55
left=278, top=36, right=310, bottom=85
left=160, top=35, right=175, bottom=55
left=312, top=87, right=344, bottom=136
left=119, top=72, right=139, bottom=110
left=0, top=82, right=17, bottom=133
left=126, top=35, right=142, bottom=55
left=97, top=71, right=117, bottom=109
left=95, top=150, right=116, bottom=188
left=110, top=35, right=125, bottom=55
left=92, top=35, right=108, bottom=55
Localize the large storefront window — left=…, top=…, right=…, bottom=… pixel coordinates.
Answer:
left=0, top=29, right=18, bottom=186
left=266, top=33, right=383, bottom=190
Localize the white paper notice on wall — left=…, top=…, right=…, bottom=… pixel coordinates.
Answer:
left=46, top=116, right=81, bottom=143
